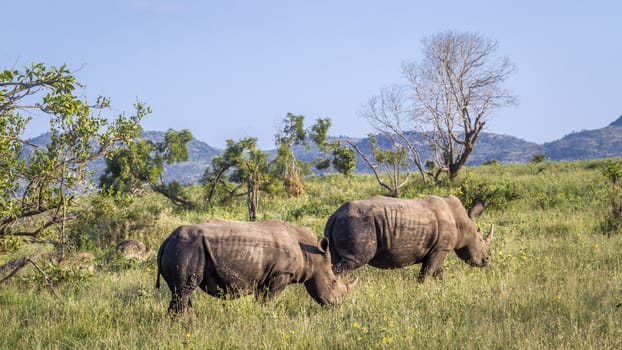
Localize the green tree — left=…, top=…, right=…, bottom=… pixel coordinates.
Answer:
left=331, top=143, right=356, bottom=176
left=309, top=118, right=356, bottom=176
left=0, top=63, right=144, bottom=241
left=272, top=113, right=350, bottom=193
left=201, top=137, right=271, bottom=220
left=99, top=128, right=195, bottom=209
left=231, top=138, right=270, bottom=221
left=273, top=113, right=308, bottom=196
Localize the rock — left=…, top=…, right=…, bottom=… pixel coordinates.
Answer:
left=116, top=239, right=153, bottom=261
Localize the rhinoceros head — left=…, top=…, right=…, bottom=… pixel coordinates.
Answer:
left=454, top=201, right=494, bottom=267
left=303, top=237, right=357, bottom=306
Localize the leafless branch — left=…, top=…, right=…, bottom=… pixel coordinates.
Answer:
left=346, top=141, right=394, bottom=194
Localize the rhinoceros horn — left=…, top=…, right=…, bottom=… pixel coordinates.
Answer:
left=346, top=277, right=359, bottom=291
left=484, top=224, right=494, bottom=246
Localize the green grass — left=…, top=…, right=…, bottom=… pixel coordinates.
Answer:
left=2, top=160, right=622, bottom=349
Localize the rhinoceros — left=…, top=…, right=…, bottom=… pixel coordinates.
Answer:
left=324, top=195, right=494, bottom=281
left=156, top=219, right=357, bottom=313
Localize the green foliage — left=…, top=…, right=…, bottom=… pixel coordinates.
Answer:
left=202, top=137, right=272, bottom=220
left=361, top=135, right=410, bottom=197
left=100, top=139, right=161, bottom=192
left=273, top=113, right=311, bottom=196
left=68, top=191, right=164, bottom=248
left=482, top=159, right=500, bottom=166
left=158, top=129, right=192, bottom=163
left=100, top=128, right=193, bottom=208
left=0, top=235, right=21, bottom=252
left=531, top=153, right=548, bottom=163
left=1, top=63, right=145, bottom=239
left=331, top=144, right=356, bottom=176
left=3, top=159, right=622, bottom=349
left=273, top=113, right=353, bottom=193
left=309, top=118, right=331, bottom=151
left=603, top=158, right=622, bottom=184
left=101, top=249, right=153, bottom=273
left=100, top=128, right=197, bottom=210
left=40, top=262, right=95, bottom=286
left=454, top=174, right=521, bottom=210
left=601, top=158, right=622, bottom=235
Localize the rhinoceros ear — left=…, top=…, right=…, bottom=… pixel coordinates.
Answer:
left=317, top=237, right=329, bottom=254
left=468, top=201, right=486, bottom=219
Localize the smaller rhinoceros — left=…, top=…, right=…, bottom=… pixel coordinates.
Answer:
left=156, top=219, right=357, bottom=313
left=324, top=195, right=494, bottom=282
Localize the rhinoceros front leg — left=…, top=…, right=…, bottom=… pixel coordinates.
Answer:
left=418, top=249, right=449, bottom=283
left=255, top=273, right=292, bottom=303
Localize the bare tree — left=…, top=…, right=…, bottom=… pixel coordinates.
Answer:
left=360, top=84, right=429, bottom=183
left=347, top=135, right=409, bottom=197
left=403, top=31, right=517, bottom=180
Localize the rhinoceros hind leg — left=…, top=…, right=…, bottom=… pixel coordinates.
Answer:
left=168, top=292, right=193, bottom=314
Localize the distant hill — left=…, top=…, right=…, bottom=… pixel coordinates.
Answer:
left=23, top=131, right=221, bottom=184
left=25, top=115, right=622, bottom=182
left=542, top=116, right=622, bottom=160
left=335, top=132, right=543, bottom=172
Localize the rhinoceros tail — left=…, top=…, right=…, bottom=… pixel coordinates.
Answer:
left=155, top=236, right=169, bottom=289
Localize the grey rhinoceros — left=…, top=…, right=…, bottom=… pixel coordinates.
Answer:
left=324, top=195, right=494, bottom=281
left=156, top=219, right=357, bottom=313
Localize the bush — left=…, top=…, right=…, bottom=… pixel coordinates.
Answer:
left=601, top=158, right=622, bottom=236
left=68, top=191, right=164, bottom=248
left=530, top=153, right=547, bottom=163
left=482, top=159, right=500, bottom=166
left=455, top=175, right=521, bottom=210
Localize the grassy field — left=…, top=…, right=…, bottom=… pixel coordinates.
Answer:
left=1, top=160, right=622, bottom=349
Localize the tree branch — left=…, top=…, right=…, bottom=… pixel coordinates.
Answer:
left=346, top=141, right=394, bottom=195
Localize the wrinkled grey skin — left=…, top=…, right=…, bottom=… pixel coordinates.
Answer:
left=156, top=219, right=357, bottom=313
left=324, top=195, right=494, bottom=282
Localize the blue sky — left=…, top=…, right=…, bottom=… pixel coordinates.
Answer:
left=3, top=0, right=620, bottom=149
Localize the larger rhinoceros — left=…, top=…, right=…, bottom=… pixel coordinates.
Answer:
left=324, top=195, right=493, bottom=281
left=156, top=219, right=357, bottom=313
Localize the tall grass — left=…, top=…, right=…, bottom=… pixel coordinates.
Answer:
left=1, top=160, right=622, bottom=349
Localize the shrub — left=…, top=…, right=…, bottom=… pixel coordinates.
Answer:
left=482, top=159, right=500, bottom=166
left=68, top=191, right=164, bottom=248
left=455, top=175, right=521, bottom=210
left=530, top=153, right=547, bottom=164
left=600, top=158, right=622, bottom=236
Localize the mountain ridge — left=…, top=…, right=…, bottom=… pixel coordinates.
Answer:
left=26, top=115, right=622, bottom=183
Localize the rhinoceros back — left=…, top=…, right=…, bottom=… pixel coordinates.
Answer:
left=200, top=220, right=306, bottom=288
left=326, top=196, right=446, bottom=270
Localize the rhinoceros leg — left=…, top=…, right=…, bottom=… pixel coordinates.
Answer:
left=167, top=268, right=204, bottom=313
left=169, top=290, right=193, bottom=314
left=418, top=249, right=449, bottom=282
left=255, top=273, right=293, bottom=303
